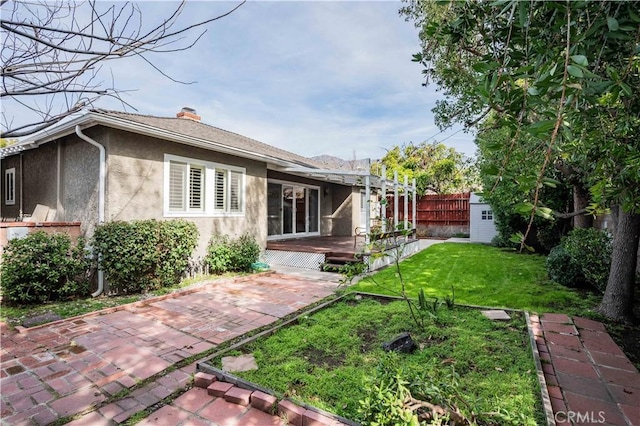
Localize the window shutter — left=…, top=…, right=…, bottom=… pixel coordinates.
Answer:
left=189, top=166, right=203, bottom=210
left=169, top=162, right=186, bottom=211
left=215, top=170, right=226, bottom=210
left=230, top=171, right=242, bottom=212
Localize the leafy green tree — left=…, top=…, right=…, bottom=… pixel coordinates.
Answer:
left=372, top=141, right=479, bottom=195
left=476, top=125, right=572, bottom=252
left=403, top=0, right=640, bottom=321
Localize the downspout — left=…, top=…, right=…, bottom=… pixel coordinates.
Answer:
left=75, top=125, right=105, bottom=297
left=19, top=153, right=24, bottom=219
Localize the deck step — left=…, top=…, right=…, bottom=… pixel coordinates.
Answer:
left=325, top=256, right=360, bottom=264
left=322, top=253, right=365, bottom=273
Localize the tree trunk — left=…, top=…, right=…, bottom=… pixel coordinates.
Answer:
left=597, top=208, right=640, bottom=322
left=572, top=184, right=593, bottom=228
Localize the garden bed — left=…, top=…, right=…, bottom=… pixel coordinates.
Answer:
left=199, top=293, right=545, bottom=425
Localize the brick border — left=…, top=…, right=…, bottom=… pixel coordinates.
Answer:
left=193, top=369, right=356, bottom=426
left=527, top=312, right=556, bottom=426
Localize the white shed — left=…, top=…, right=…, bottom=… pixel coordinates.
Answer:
left=469, top=193, right=498, bottom=243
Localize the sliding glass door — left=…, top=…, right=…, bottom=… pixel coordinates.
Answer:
left=267, top=181, right=320, bottom=238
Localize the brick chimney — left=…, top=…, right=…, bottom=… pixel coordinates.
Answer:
left=176, top=107, right=201, bottom=121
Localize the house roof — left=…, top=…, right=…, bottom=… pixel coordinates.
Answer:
left=469, top=192, right=488, bottom=204
left=90, top=109, right=324, bottom=169
left=0, top=108, right=390, bottom=187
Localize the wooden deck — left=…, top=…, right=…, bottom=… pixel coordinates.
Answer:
left=266, top=234, right=418, bottom=256
left=264, top=235, right=421, bottom=271
left=266, top=236, right=365, bottom=256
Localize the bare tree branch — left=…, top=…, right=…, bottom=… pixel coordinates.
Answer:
left=552, top=208, right=589, bottom=219
left=1, top=0, right=246, bottom=138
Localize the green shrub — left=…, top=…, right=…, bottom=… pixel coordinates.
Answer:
left=205, top=232, right=260, bottom=274
left=93, top=219, right=198, bottom=295
left=156, top=220, right=200, bottom=286
left=546, top=246, right=584, bottom=288
left=229, top=233, right=261, bottom=271
left=546, top=228, right=612, bottom=292
left=0, top=232, right=90, bottom=304
left=562, top=228, right=612, bottom=292
left=206, top=235, right=234, bottom=274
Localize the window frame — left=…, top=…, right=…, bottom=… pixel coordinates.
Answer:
left=481, top=209, right=493, bottom=221
left=5, top=168, right=15, bottom=206
left=163, top=154, right=245, bottom=217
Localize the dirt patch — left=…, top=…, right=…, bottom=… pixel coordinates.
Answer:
left=345, top=293, right=398, bottom=306
left=301, top=347, right=344, bottom=370
left=609, top=324, right=640, bottom=370
left=22, top=312, right=63, bottom=328
left=356, top=326, right=379, bottom=353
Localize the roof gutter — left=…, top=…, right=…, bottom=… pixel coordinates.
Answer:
left=75, top=125, right=105, bottom=297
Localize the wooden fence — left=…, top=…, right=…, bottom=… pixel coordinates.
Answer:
left=386, top=192, right=470, bottom=237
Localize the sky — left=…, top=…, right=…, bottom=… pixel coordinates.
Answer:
left=2, top=1, right=477, bottom=161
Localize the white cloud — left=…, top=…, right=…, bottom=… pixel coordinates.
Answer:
left=3, top=0, right=476, bottom=159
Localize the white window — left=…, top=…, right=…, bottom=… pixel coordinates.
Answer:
left=5, top=168, right=15, bottom=205
left=168, top=160, right=204, bottom=213
left=213, top=168, right=244, bottom=213
left=164, top=154, right=244, bottom=217
left=481, top=210, right=493, bottom=221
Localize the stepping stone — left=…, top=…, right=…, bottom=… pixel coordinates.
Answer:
left=482, top=310, right=511, bottom=321
left=221, top=354, right=258, bottom=372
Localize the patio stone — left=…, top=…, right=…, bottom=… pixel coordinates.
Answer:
left=199, top=397, right=247, bottom=423
left=222, top=353, right=259, bottom=372
left=238, top=407, right=285, bottom=425
left=193, top=371, right=216, bottom=388
left=49, top=387, right=106, bottom=417
left=481, top=310, right=511, bottom=321
left=251, top=390, right=277, bottom=412
left=279, top=399, right=306, bottom=426
left=135, top=405, right=190, bottom=426
left=303, top=409, right=337, bottom=426
left=173, top=387, right=212, bottom=412
left=224, top=386, right=253, bottom=406
left=207, top=380, right=233, bottom=397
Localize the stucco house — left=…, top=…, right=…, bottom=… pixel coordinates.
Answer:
left=0, top=108, right=381, bottom=261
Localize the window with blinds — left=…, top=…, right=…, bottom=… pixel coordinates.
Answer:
left=189, top=166, right=204, bottom=210
left=164, top=154, right=245, bottom=216
left=230, top=171, right=242, bottom=212
left=214, top=169, right=243, bottom=212
left=214, top=170, right=226, bottom=211
left=169, top=161, right=204, bottom=213
left=169, top=162, right=187, bottom=211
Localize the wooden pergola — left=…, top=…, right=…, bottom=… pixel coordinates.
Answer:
left=281, top=165, right=417, bottom=243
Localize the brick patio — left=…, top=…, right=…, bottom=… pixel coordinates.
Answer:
left=533, top=314, right=639, bottom=426
left=0, top=272, right=338, bottom=424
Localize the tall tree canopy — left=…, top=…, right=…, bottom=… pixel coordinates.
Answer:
left=372, top=141, right=478, bottom=195
left=1, top=0, right=244, bottom=138
left=402, top=0, right=640, bottom=321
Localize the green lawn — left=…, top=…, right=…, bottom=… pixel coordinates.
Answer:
left=351, top=242, right=601, bottom=315
left=214, top=297, right=543, bottom=425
